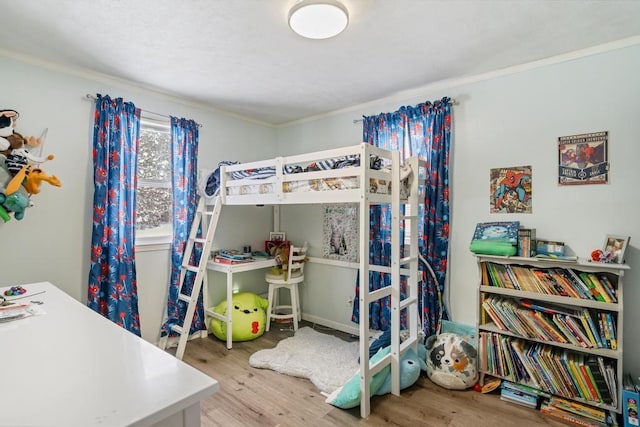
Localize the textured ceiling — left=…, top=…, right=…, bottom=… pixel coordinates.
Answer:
left=1, top=0, right=640, bottom=125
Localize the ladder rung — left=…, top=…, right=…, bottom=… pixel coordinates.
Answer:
left=399, top=256, right=418, bottom=264
left=190, top=237, right=207, bottom=244
left=182, top=265, right=200, bottom=273
left=400, top=296, right=418, bottom=310
left=401, top=215, right=418, bottom=220
left=170, top=324, right=184, bottom=335
left=178, top=293, right=191, bottom=303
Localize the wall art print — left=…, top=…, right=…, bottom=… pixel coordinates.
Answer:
left=490, top=166, right=532, bottom=214
left=558, top=131, right=609, bottom=185
left=322, top=204, right=358, bottom=262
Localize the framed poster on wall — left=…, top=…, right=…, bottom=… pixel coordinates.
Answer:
left=322, top=204, right=358, bottom=262
left=558, top=131, right=609, bottom=185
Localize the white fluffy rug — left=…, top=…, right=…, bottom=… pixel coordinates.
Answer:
left=249, top=326, right=359, bottom=394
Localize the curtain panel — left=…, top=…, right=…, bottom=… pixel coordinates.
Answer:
left=353, top=97, right=452, bottom=336
left=87, top=94, right=142, bottom=336
left=161, top=117, right=204, bottom=338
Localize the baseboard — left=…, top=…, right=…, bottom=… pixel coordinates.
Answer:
left=301, top=313, right=360, bottom=337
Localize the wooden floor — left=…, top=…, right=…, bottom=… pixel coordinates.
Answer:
left=178, top=321, right=567, bottom=427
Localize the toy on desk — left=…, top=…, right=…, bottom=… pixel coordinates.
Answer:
left=209, top=292, right=269, bottom=342
left=4, top=285, right=26, bottom=296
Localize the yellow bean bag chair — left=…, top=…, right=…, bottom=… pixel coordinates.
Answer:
left=209, top=292, right=269, bottom=342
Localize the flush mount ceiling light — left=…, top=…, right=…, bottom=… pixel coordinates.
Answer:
left=288, top=0, right=349, bottom=40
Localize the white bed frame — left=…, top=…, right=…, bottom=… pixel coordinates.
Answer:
left=216, top=143, right=423, bottom=418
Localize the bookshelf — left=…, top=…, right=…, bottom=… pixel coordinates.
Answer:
left=475, top=254, right=630, bottom=414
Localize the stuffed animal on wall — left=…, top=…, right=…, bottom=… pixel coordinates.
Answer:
left=0, top=109, right=61, bottom=222
left=325, top=344, right=427, bottom=409
left=425, top=332, right=478, bottom=390
left=209, top=292, right=269, bottom=342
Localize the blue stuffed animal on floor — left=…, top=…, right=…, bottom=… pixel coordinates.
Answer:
left=324, top=343, right=427, bottom=409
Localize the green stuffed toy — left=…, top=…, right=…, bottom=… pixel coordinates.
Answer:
left=209, top=292, right=269, bottom=342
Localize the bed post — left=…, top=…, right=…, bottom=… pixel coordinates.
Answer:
left=359, top=143, right=371, bottom=418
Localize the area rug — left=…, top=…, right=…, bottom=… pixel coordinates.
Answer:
left=249, top=326, right=359, bottom=394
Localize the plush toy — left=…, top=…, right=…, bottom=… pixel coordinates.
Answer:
left=0, top=156, right=31, bottom=221
left=325, top=344, right=427, bottom=409
left=425, top=332, right=478, bottom=390
left=209, top=292, right=269, bottom=342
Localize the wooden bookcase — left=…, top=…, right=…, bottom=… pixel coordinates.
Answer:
left=475, top=254, right=630, bottom=414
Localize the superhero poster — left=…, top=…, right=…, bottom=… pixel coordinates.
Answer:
left=490, top=166, right=532, bottom=214
left=558, top=131, right=609, bottom=185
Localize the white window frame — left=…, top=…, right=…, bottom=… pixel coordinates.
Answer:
left=135, top=118, right=172, bottom=248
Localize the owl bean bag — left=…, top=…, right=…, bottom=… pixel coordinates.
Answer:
left=209, top=292, right=269, bottom=342
left=425, top=332, right=478, bottom=390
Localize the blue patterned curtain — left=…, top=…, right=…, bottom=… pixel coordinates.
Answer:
left=352, top=97, right=452, bottom=335
left=87, top=94, right=141, bottom=336
left=161, top=117, right=204, bottom=337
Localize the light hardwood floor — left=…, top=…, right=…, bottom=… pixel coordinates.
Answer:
left=177, top=321, right=568, bottom=427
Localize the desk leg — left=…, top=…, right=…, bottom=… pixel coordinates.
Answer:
left=226, top=271, right=233, bottom=350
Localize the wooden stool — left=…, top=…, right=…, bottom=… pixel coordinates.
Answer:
left=265, top=242, right=307, bottom=331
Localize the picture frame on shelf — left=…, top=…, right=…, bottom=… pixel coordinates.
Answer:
left=603, top=235, right=630, bottom=264
left=269, top=232, right=286, bottom=242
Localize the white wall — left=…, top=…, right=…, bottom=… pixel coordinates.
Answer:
left=0, top=54, right=277, bottom=342
left=276, top=44, right=640, bottom=374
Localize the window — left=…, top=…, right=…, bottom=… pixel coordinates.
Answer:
left=136, top=119, right=172, bottom=246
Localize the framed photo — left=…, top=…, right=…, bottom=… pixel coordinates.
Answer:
left=603, top=235, right=630, bottom=264
left=269, top=232, right=286, bottom=242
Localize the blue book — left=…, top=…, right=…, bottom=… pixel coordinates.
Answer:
left=472, top=221, right=520, bottom=244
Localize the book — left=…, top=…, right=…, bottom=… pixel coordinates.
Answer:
left=500, top=386, right=539, bottom=408
left=536, top=240, right=566, bottom=257
left=587, top=273, right=613, bottom=303
left=579, top=272, right=607, bottom=302
left=517, top=227, right=536, bottom=257
left=597, top=275, right=618, bottom=303
left=585, top=356, right=613, bottom=404
left=472, top=221, right=520, bottom=244
left=541, top=401, right=608, bottom=427
left=622, top=373, right=640, bottom=427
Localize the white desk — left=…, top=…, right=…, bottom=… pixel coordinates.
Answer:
left=0, top=282, right=219, bottom=427
left=206, top=258, right=277, bottom=349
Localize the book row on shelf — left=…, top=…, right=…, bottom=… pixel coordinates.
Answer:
left=482, top=261, right=618, bottom=302
left=479, top=332, right=618, bottom=409
left=498, top=380, right=617, bottom=426
left=482, top=295, right=618, bottom=350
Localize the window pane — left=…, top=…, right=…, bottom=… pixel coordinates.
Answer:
left=138, top=127, right=171, bottom=181
left=136, top=186, right=172, bottom=231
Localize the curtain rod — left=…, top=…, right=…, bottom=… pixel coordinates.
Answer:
left=352, top=98, right=457, bottom=124
left=84, top=94, right=202, bottom=128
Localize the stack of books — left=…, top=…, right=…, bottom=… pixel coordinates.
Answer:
left=500, top=381, right=540, bottom=408
left=518, top=228, right=536, bottom=257
left=213, top=249, right=254, bottom=264
left=623, top=374, right=639, bottom=427
left=540, top=396, right=615, bottom=427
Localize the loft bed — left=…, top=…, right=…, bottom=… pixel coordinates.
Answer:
left=205, top=143, right=423, bottom=418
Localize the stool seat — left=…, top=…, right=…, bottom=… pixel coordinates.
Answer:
left=265, top=242, right=307, bottom=331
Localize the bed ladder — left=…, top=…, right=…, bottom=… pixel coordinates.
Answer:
left=359, top=154, right=422, bottom=418
left=160, top=195, right=222, bottom=360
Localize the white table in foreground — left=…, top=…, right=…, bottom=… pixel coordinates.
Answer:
left=0, top=282, right=219, bottom=427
